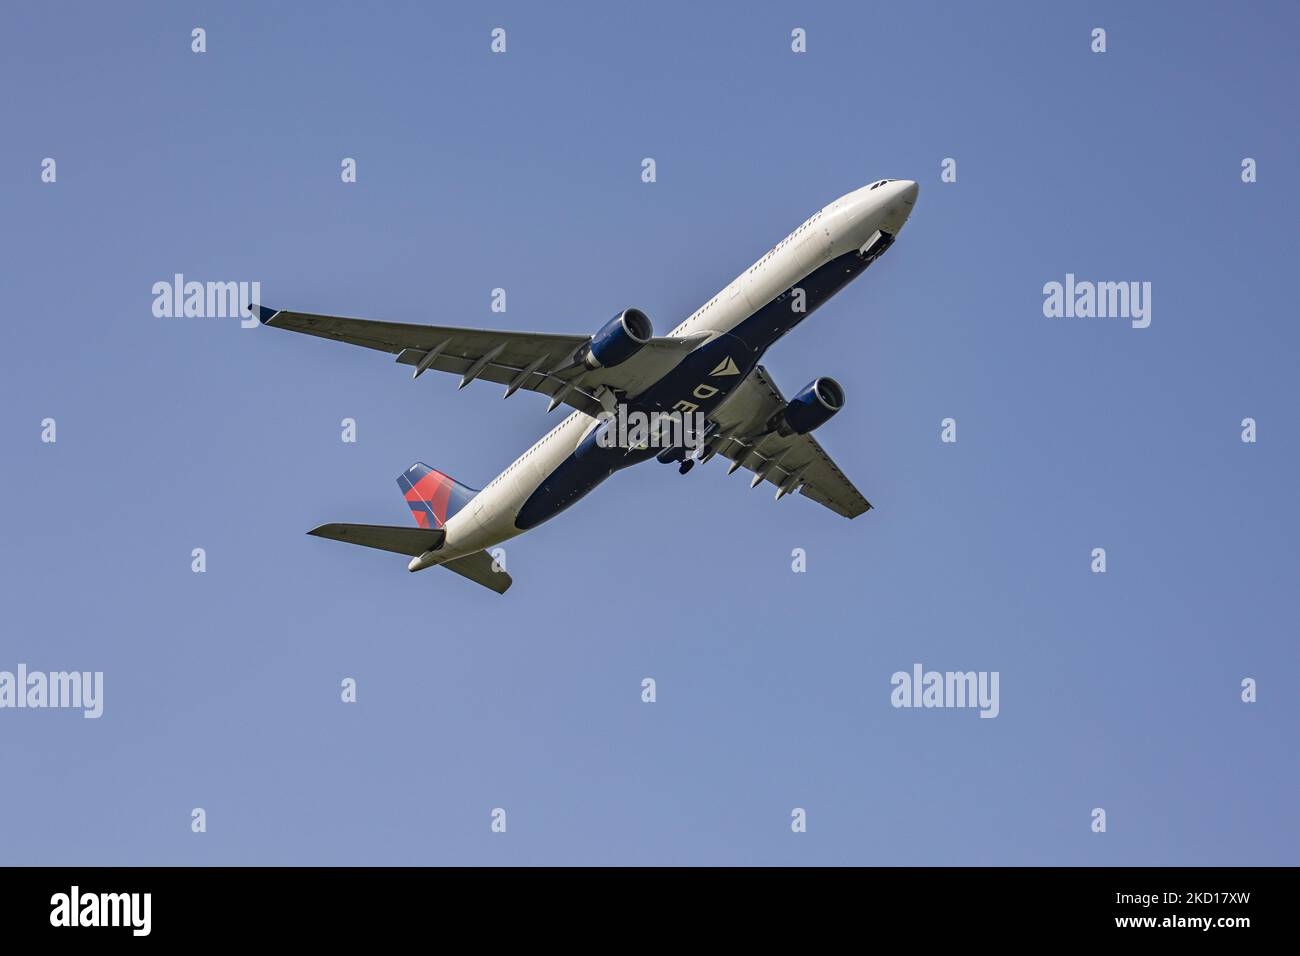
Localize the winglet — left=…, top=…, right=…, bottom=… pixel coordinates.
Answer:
left=249, top=304, right=280, bottom=325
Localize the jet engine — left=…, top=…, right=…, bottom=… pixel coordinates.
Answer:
left=766, top=377, right=844, bottom=436
left=580, top=309, right=653, bottom=369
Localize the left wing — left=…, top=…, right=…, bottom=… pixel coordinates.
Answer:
left=704, top=366, right=872, bottom=519
left=256, top=306, right=703, bottom=417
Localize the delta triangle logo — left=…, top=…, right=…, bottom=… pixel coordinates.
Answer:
left=710, top=356, right=740, bottom=377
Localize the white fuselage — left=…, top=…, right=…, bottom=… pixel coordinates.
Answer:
left=433, top=179, right=918, bottom=563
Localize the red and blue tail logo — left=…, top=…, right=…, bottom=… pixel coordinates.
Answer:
left=397, top=463, right=478, bottom=529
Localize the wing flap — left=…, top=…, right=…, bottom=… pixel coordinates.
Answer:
left=390, top=347, right=605, bottom=417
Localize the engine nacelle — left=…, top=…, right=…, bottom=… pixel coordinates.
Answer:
left=581, top=309, right=653, bottom=369
left=767, top=377, right=844, bottom=436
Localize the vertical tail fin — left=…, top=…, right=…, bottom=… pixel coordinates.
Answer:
left=397, top=463, right=478, bottom=529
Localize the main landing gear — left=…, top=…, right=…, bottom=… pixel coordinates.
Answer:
left=654, top=445, right=696, bottom=475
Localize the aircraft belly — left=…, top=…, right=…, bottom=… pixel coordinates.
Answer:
left=508, top=248, right=877, bottom=535
left=514, top=456, right=614, bottom=531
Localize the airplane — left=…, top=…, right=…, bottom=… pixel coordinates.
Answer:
left=256, top=177, right=919, bottom=594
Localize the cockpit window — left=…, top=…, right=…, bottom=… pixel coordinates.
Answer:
left=868, top=179, right=891, bottom=191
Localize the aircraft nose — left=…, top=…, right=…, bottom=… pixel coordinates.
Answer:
left=876, top=180, right=917, bottom=232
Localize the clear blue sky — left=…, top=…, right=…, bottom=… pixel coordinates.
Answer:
left=2, top=1, right=1296, bottom=865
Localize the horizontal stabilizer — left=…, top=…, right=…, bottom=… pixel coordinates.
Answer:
left=441, top=549, right=513, bottom=594
left=308, top=523, right=444, bottom=557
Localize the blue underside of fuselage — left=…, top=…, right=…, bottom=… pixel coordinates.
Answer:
left=513, top=249, right=876, bottom=531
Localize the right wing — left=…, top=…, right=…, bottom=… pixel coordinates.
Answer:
left=256, top=306, right=703, bottom=417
